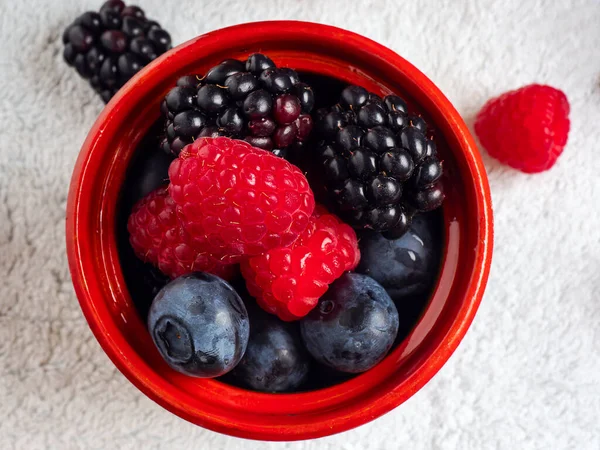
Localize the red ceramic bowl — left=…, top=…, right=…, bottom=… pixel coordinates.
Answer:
left=66, top=21, right=492, bottom=441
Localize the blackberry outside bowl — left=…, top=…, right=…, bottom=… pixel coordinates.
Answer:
left=66, top=21, right=493, bottom=441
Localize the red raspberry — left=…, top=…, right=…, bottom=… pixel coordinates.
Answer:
left=127, top=186, right=236, bottom=280
left=241, top=205, right=360, bottom=321
left=128, top=186, right=176, bottom=266
left=475, top=84, right=570, bottom=173
left=168, top=137, right=315, bottom=263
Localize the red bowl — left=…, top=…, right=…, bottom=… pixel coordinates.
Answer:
left=66, top=21, right=493, bottom=441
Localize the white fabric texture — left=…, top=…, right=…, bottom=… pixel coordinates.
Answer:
left=1, top=0, right=599, bottom=448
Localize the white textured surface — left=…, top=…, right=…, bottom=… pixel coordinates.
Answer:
left=1, top=0, right=599, bottom=448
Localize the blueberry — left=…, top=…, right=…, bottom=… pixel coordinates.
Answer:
left=228, top=306, right=310, bottom=392
left=356, top=214, right=441, bottom=301
left=300, top=273, right=399, bottom=373
left=147, top=273, right=250, bottom=378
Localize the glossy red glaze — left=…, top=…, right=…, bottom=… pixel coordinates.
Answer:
left=66, top=21, right=493, bottom=441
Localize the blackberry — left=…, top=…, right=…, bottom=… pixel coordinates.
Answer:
left=63, top=0, right=172, bottom=103
left=160, top=53, right=315, bottom=158
left=312, top=86, right=444, bottom=237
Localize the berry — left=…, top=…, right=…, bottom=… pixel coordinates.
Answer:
left=300, top=273, right=399, bottom=373
left=127, top=186, right=236, bottom=280
left=160, top=53, right=315, bottom=158
left=475, top=84, right=570, bottom=173
left=147, top=273, right=249, bottom=378
left=241, top=205, right=360, bottom=321
left=227, top=304, right=310, bottom=392
left=168, top=137, right=315, bottom=263
left=63, top=1, right=171, bottom=102
left=312, top=85, right=445, bottom=237
left=356, top=213, right=441, bottom=302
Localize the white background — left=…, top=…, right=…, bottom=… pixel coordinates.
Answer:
left=1, top=0, right=599, bottom=448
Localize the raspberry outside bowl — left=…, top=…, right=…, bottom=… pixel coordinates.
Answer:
left=66, top=21, right=493, bottom=441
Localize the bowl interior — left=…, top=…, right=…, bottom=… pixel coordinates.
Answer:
left=68, top=21, right=491, bottom=440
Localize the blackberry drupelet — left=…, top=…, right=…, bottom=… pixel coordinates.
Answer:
left=312, top=85, right=444, bottom=237
left=63, top=0, right=172, bottom=103
left=160, top=53, right=315, bottom=158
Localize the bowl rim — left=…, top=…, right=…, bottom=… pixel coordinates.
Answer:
left=66, top=20, right=493, bottom=441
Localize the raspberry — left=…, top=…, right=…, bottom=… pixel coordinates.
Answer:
left=127, top=186, right=235, bottom=280
left=475, top=84, right=570, bottom=173
left=62, top=0, right=172, bottom=103
left=168, top=137, right=315, bottom=264
left=128, top=185, right=176, bottom=266
left=310, top=85, right=444, bottom=238
left=241, top=206, right=360, bottom=321
left=160, top=53, right=314, bottom=159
